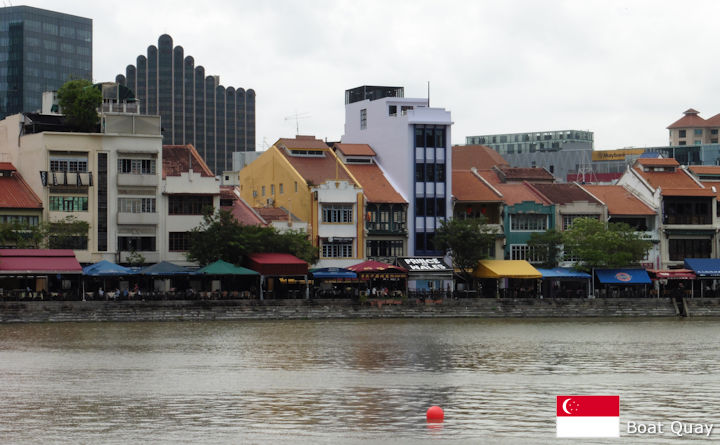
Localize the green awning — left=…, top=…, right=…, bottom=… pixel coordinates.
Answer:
left=195, top=260, right=259, bottom=276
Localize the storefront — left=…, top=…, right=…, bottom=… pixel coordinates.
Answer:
left=309, top=267, right=358, bottom=298
left=396, top=257, right=453, bottom=294
left=647, top=268, right=696, bottom=298
left=0, top=249, right=82, bottom=299
left=347, top=260, right=408, bottom=297
left=683, top=259, right=720, bottom=297
left=536, top=267, right=591, bottom=298
left=593, top=268, right=651, bottom=298
left=247, top=253, right=309, bottom=299
left=474, top=260, right=542, bottom=298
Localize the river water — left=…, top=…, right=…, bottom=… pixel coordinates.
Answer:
left=1, top=318, right=719, bottom=444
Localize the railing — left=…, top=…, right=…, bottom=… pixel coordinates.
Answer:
left=664, top=215, right=712, bottom=225
left=366, top=222, right=407, bottom=233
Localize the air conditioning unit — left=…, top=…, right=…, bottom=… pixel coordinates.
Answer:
left=267, top=198, right=274, bottom=206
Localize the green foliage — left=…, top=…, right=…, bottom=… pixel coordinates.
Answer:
left=562, top=217, right=652, bottom=272
left=46, top=216, right=90, bottom=249
left=126, top=250, right=146, bottom=267
left=57, top=79, right=101, bottom=132
left=527, top=228, right=564, bottom=268
left=187, top=209, right=318, bottom=266
left=434, top=217, right=498, bottom=289
left=0, top=221, right=43, bottom=248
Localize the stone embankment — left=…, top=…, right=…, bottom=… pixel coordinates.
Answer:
left=1, top=297, right=712, bottom=323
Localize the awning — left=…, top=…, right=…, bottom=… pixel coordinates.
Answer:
left=397, top=257, right=453, bottom=281
left=648, top=269, right=696, bottom=280
left=195, top=260, right=259, bottom=276
left=536, top=267, right=591, bottom=279
left=474, top=260, right=541, bottom=279
left=684, top=258, right=720, bottom=278
left=83, top=260, right=135, bottom=276
left=310, top=267, right=357, bottom=279
left=246, top=253, right=308, bottom=276
left=0, top=249, right=82, bottom=274
left=140, top=261, right=191, bottom=276
left=595, top=269, right=651, bottom=285
left=348, top=260, right=408, bottom=279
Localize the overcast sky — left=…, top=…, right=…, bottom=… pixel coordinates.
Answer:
left=21, top=0, right=720, bottom=150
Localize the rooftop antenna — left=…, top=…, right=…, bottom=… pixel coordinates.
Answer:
left=427, top=81, right=430, bottom=107
left=284, top=111, right=310, bottom=136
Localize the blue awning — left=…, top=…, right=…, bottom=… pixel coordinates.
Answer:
left=537, top=267, right=591, bottom=279
left=684, top=258, right=720, bottom=277
left=595, top=269, right=651, bottom=285
left=310, top=267, right=357, bottom=279
left=82, top=260, right=135, bottom=277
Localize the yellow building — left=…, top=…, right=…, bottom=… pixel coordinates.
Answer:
left=239, top=136, right=365, bottom=267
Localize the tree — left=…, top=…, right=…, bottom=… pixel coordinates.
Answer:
left=527, top=228, right=564, bottom=268
left=562, top=217, right=652, bottom=272
left=187, top=209, right=318, bottom=266
left=57, top=79, right=102, bottom=132
left=46, top=216, right=90, bottom=250
left=434, top=217, right=498, bottom=289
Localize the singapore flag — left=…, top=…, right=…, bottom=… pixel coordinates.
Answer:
left=556, top=395, right=620, bottom=438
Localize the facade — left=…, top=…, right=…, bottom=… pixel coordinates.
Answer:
left=617, top=158, right=717, bottom=269
left=451, top=168, right=504, bottom=258
left=0, top=6, right=92, bottom=120
left=238, top=136, right=364, bottom=268
left=117, top=34, right=255, bottom=175
left=465, top=130, right=593, bottom=182
left=334, top=143, right=408, bottom=264
left=0, top=162, right=43, bottom=247
left=342, top=85, right=452, bottom=256
left=667, top=108, right=720, bottom=146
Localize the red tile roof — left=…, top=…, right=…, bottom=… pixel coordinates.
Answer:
left=452, top=170, right=502, bottom=202
left=277, top=138, right=355, bottom=186
left=255, top=207, right=294, bottom=222
left=219, top=185, right=238, bottom=203
left=667, top=108, right=708, bottom=129
left=529, top=183, right=601, bottom=205
left=495, top=183, right=551, bottom=206
left=346, top=164, right=406, bottom=204
left=633, top=166, right=702, bottom=190
left=636, top=158, right=680, bottom=167
left=334, top=143, right=376, bottom=157
left=689, top=165, right=720, bottom=175
left=452, top=145, right=509, bottom=170
left=698, top=181, right=720, bottom=199
left=228, top=198, right=266, bottom=226
left=495, top=166, right=555, bottom=182
left=660, top=188, right=715, bottom=197
left=0, top=166, right=43, bottom=209
left=163, top=145, right=215, bottom=178
left=583, top=185, right=656, bottom=216
left=705, top=113, right=720, bottom=127
left=276, top=135, right=330, bottom=150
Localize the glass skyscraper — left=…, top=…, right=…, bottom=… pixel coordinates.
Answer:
left=0, top=6, right=92, bottom=120
left=117, top=34, right=255, bottom=176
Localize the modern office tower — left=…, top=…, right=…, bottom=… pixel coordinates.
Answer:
left=342, top=85, right=452, bottom=256
left=0, top=6, right=92, bottom=120
left=466, top=130, right=594, bottom=182
left=117, top=34, right=255, bottom=175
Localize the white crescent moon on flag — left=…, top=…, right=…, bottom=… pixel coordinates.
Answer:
left=562, top=398, right=572, bottom=415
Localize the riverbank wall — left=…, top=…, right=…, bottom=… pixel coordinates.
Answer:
left=2, top=297, right=714, bottom=323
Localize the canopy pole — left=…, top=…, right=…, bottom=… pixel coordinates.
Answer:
left=305, top=274, right=309, bottom=299
left=259, top=275, right=264, bottom=300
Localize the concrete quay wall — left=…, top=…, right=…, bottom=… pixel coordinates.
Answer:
left=0, top=297, right=697, bottom=323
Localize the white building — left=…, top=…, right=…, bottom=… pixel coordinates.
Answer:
left=341, top=86, right=452, bottom=256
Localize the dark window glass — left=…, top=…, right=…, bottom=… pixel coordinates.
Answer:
left=169, top=232, right=191, bottom=251
left=415, top=231, right=425, bottom=251
left=415, top=198, right=425, bottom=216
left=436, top=197, right=446, bottom=217
left=425, top=164, right=435, bottom=182
left=415, top=163, right=424, bottom=182
left=436, top=163, right=446, bottom=182
left=415, top=126, right=424, bottom=148
left=168, top=195, right=214, bottom=215
left=118, top=236, right=156, bottom=252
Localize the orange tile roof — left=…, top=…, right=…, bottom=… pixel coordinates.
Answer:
left=163, top=144, right=215, bottom=178
left=452, top=170, right=502, bottom=202
left=699, top=181, right=720, bottom=199
left=452, top=145, right=509, bottom=170
left=0, top=162, right=17, bottom=171
left=633, top=166, right=701, bottom=190
left=0, top=166, right=43, bottom=209
left=660, top=188, right=715, bottom=197
left=529, top=183, right=600, bottom=204
left=496, top=166, right=555, bottom=182
left=705, top=113, right=720, bottom=127
left=667, top=108, right=707, bottom=129
left=496, top=183, right=550, bottom=206
left=689, top=165, right=720, bottom=175
left=228, top=198, right=266, bottom=226
left=219, top=185, right=237, bottom=202
left=276, top=135, right=330, bottom=150
left=255, top=207, right=298, bottom=222
left=278, top=141, right=355, bottom=187
left=334, top=143, right=376, bottom=157
left=636, top=158, right=680, bottom=167
left=346, top=164, right=406, bottom=204
left=583, top=185, right=656, bottom=216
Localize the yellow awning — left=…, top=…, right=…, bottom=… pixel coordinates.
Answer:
left=474, top=260, right=542, bottom=279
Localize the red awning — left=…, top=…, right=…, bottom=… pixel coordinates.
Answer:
left=0, top=249, right=82, bottom=274
left=347, top=260, right=408, bottom=278
left=648, top=269, right=696, bottom=280
left=246, top=253, right=308, bottom=276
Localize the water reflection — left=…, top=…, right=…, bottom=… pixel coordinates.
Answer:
left=1, top=318, right=720, bottom=443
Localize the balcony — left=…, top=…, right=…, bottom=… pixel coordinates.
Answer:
left=117, top=212, right=159, bottom=225
left=664, top=215, right=711, bottom=225
left=117, top=173, right=159, bottom=187
left=366, top=222, right=407, bottom=235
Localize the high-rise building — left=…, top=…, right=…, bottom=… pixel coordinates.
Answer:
left=117, top=34, right=255, bottom=175
left=342, top=85, right=452, bottom=256
left=0, top=6, right=92, bottom=120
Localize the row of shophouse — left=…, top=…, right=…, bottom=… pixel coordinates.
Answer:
left=3, top=84, right=720, bottom=292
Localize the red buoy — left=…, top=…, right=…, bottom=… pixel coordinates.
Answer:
left=426, top=405, right=444, bottom=421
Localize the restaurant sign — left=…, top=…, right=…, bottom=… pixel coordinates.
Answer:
left=399, top=257, right=451, bottom=272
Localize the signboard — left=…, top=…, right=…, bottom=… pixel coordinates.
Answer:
left=591, top=148, right=645, bottom=161
left=400, top=258, right=450, bottom=272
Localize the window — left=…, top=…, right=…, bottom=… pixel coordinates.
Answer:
left=510, top=244, right=542, bottom=262
left=271, top=184, right=275, bottom=195
left=169, top=232, right=192, bottom=251
left=695, top=129, right=703, bottom=136
left=669, top=238, right=711, bottom=261
left=261, top=186, right=265, bottom=196
left=322, top=240, right=353, bottom=258
left=695, top=140, right=702, bottom=146
left=50, top=158, right=88, bottom=172
left=279, top=183, right=284, bottom=194
left=510, top=214, right=547, bottom=231
left=119, top=198, right=156, bottom=213
left=118, top=159, right=156, bottom=175
left=118, top=236, right=156, bottom=252
left=679, top=130, right=686, bottom=138
left=562, top=214, right=598, bottom=230
left=360, top=109, right=367, bottom=129
left=389, top=105, right=397, bottom=116
left=49, top=235, right=87, bottom=250
left=295, top=181, right=298, bottom=192
left=322, top=204, right=353, bottom=223
left=712, top=130, right=718, bottom=135
left=168, top=195, right=213, bottom=215
left=49, top=196, right=88, bottom=212
left=0, top=215, right=39, bottom=226
left=401, top=105, right=413, bottom=115
left=367, top=240, right=404, bottom=258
